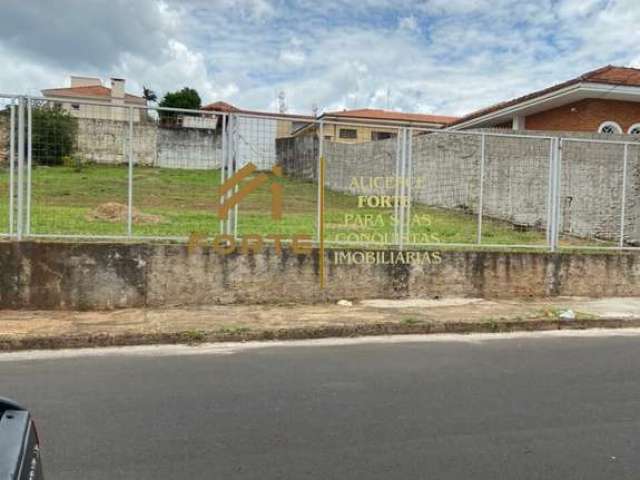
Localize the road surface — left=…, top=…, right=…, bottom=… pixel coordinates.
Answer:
left=1, top=331, right=640, bottom=479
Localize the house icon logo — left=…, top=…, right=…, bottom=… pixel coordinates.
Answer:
left=218, top=163, right=283, bottom=220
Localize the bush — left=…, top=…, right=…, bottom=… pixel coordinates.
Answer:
left=32, top=104, right=78, bottom=166
left=158, top=87, right=201, bottom=120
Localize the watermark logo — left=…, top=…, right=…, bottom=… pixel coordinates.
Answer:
left=189, top=162, right=312, bottom=258
left=218, top=163, right=283, bottom=220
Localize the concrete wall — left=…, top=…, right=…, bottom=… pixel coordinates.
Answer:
left=75, top=118, right=221, bottom=169
left=156, top=127, right=221, bottom=169
left=76, top=118, right=157, bottom=165
left=2, top=241, right=640, bottom=309
left=278, top=130, right=640, bottom=243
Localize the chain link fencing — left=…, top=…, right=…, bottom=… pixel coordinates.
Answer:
left=557, top=138, right=640, bottom=249
left=4, top=94, right=640, bottom=252
left=0, top=95, right=17, bottom=237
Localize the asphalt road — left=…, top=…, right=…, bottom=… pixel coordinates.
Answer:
left=2, top=332, right=640, bottom=479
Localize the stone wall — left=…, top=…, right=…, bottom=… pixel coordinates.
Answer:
left=278, top=130, right=640, bottom=243
left=75, top=118, right=221, bottom=169
left=2, top=241, right=640, bottom=309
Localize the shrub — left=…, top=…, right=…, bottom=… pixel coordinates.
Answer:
left=31, top=104, right=78, bottom=166
left=158, top=87, right=201, bottom=121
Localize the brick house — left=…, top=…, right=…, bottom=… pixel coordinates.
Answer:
left=449, top=65, right=640, bottom=135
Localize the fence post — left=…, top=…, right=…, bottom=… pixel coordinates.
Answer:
left=8, top=101, right=15, bottom=236
left=405, top=128, right=413, bottom=245
left=225, top=114, right=236, bottom=237
left=398, top=128, right=407, bottom=250
left=219, top=113, right=227, bottom=236
left=476, top=133, right=486, bottom=244
left=548, top=137, right=562, bottom=252
left=546, top=138, right=554, bottom=248
left=25, top=97, right=32, bottom=236
left=127, top=106, right=134, bottom=237
left=16, top=97, right=25, bottom=240
left=393, top=128, right=401, bottom=246
left=232, top=114, right=239, bottom=239
left=619, top=143, right=629, bottom=249
left=316, top=120, right=324, bottom=244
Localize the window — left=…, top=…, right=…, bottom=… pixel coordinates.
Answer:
left=71, top=103, right=80, bottom=110
left=598, top=121, right=622, bottom=134
left=628, top=123, right=640, bottom=135
left=339, top=128, right=357, bottom=139
left=371, top=131, right=396, bottom=141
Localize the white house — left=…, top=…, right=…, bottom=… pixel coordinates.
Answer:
left=41, top=76, right=147, bottom=122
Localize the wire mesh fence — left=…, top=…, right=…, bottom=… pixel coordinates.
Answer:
left=232, top=114, right=317, bottom=243
left=4, top=94, right=640, bottom=252
left=0, top=95, right=16, bottom=237
left=408, top=129, right=481, bottom=248
left=130, top=109, right=221, bottom=239
left=322, top=121, right=401, bottom=247
left=558, top=138, right=630, bottom=248
left=480, top=133, right=552, bottom=247
left=29, top=99, right=131, bottom=237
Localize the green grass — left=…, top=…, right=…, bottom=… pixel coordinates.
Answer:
left=0, top=164, right=577, bottom=247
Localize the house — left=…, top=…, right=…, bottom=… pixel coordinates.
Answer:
left=41, top=76, right=146, bottom=122
left=449, top=65, right=640, bottom=134
left=293, top=108, right=459, bottom=144
left=202, top=101, right=312, bottom=138
left=202, top=101, right=313, bottom=170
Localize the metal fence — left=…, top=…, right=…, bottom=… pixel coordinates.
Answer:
left=2, top=94, right=640, bottom=252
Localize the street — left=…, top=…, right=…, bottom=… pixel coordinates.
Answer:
left=1, top=332, right=640, bottom=479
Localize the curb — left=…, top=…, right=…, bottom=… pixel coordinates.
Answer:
left=2, top=317, right=640, bottom=352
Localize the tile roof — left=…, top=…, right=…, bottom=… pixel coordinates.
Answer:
left=450, top=65, right=640, bottom=127
left=202, top=101, right=313, bottom=119
left=41, top=85, right=145, bottom=103
left=323, top=108, right=458, bottom=125
left=202, top=101, right=240, bottom=112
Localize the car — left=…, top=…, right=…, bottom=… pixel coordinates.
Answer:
left=0, top=398, right=44, bottom=480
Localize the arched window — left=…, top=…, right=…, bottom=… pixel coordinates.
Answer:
left=628, top=123, right=640, bottom=135
left=598, top=121, right=622, bottom=134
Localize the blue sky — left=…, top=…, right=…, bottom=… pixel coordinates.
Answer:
left=1, top=0, right=639, bottom=116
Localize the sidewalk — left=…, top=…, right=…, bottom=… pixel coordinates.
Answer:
left=1, top=297, right=640, bottom=351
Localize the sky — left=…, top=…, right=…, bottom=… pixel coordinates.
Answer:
left=1, top=0, right=639, bottom=117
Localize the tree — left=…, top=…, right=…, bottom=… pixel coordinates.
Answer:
left=158, top=87, right=201, bottom=118
left=142, top=86, right=157, bottom=103
left=31, top=103, right=78, bottom=166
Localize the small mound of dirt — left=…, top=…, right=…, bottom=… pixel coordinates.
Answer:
left=86, top=202, right=163, bottom=224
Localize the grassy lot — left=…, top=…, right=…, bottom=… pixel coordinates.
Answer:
left=0, top=164, right=558, bottom=246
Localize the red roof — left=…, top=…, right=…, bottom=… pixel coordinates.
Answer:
left=41, top=85, right=145, bottom=103
left=450, top=65, right=640, bottom=127
left=203, top=102, right=454, bottom=124
left=203, top=101, right=313, bottom=120
left=202, top=101, right=240, bottom=113
left=323, top=108, right=458, bottom=125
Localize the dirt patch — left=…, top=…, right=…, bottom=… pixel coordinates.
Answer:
left=1, top=297, right=640, bottom=352
left=86, top=202, right=163, bottom=224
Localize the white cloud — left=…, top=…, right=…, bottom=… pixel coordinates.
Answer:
left=1, top=0, right=640, bottom=117
left=398, top=15, right=418, bottom=32
left=279, top=50, right=306, bottom=67
left=419, top=0, right=495, bottom=15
